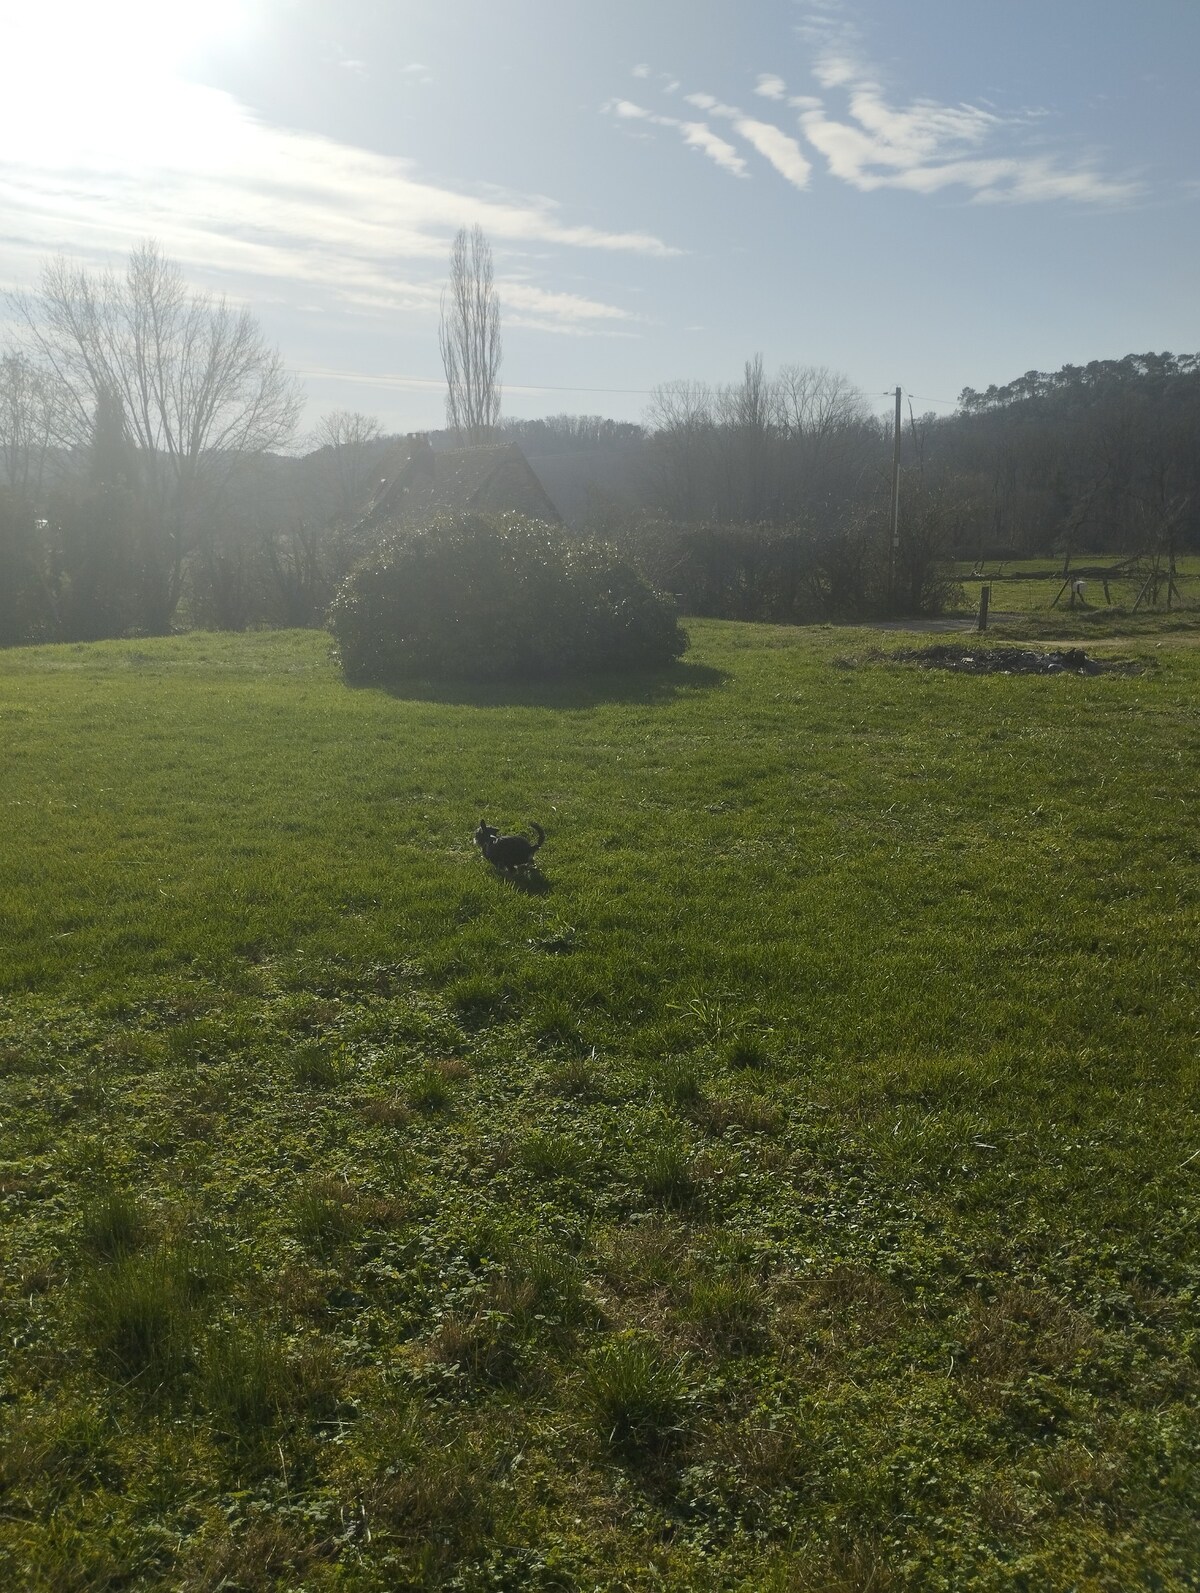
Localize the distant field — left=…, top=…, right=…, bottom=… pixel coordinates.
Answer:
left=954, top=553, right=1200, bottom=623
left=1, top=622, right=1198, bottom=1589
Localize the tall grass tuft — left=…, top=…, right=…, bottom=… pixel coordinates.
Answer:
left=79, top=1242, right=217, bottom=1385
left=582, top=1335, right=688, bottom=1458
left=720, top=1037, right=772, bottom=1072
left=638, top=1141, right=701, bottom=1211
left=79, top=1190, right=147, bottom=1261
left=686, top=1274, right=767, bottom=1352
left=289, top=1043, right=342, bottom=1089
left=289, top=1178, right=359, bottom=1253
left=196, top=1327, right=287, bottom=1440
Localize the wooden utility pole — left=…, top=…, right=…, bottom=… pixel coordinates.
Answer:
left=889, top=386, right=902, bottom=607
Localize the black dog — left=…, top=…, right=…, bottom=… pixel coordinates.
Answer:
left=474, top=819, right=545, bottom=871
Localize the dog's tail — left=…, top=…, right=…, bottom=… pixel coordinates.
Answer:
left=529, top=822, right=545, bottom=852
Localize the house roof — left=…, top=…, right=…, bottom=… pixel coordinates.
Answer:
left=361, top=437, right=562, bottom=527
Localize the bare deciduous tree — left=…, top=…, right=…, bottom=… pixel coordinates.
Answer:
left=0, top=350, right=65, bottom=497
left=307, top=408, right=384, bottom=518
left=10, top=241, right=302, bottom=628
left=775, top=364, right=869, bottom=442
left=438, top=225, right=502, bottom=443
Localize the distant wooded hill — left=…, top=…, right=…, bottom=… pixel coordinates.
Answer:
left=931, top=352, right=1200, bottom=554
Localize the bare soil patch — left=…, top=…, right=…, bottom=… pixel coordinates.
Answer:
left=887, top=644, right=1145, bottom=676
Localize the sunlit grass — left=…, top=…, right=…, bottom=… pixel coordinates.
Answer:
left=1, top=620, right=1197, bottom=1587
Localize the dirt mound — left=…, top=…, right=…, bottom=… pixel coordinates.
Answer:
left=890, top=645, right=1143, bottom=676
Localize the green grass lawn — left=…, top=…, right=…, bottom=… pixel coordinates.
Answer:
left=1, top=622, right=1198, bottom=1590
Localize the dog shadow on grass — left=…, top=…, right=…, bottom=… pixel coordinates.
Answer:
left=493, top=868, right=552, bottom=897
left=370, top=659, right=729, bottom=710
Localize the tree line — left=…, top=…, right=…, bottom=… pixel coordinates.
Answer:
left=2, top=238, right=1196, bottom=647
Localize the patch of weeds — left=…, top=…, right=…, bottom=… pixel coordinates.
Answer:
left=78, top=1241, right=220, bottom=1384
left=277, top=995, right=341, bottom=1034
left=699, top=1090, right=783, bottom=1137
left=360, top=1093, right=414, bottom=1128
left=638, top=1140, right=702, bottom=1212
left=164, top=1019, right=222, bottom=1066
left=428, top=1304, right=526, bottom=1387
left=17, top=1261, right=58, bottom=1297
left=178, top=1515, right=330, bottom=1592
left=432, top=1055, right=471, bottom=1081
left=682, top=1416, right=806, bottom=1534
left=656, top=1055, right=706, bottom=1113
left=0, top=1402, right=120, bottom=1493
left=0, top=1044, right=38, bottom=1076
left=529, top=997, right=586, bottom=1050
left=406, top=1062, right=457, bottom=1115
left=354, top=1401, right=496, bottom=1566
left=196, top=1328, right=344, bottom=1443
left=685, top=1273, right=767, bottom=1353
left=290, top=1177, right=360, bottom=1254
left=79, top=1189, right=148, bottom=1261
left=961, top=1286, right=1095, bottom=1381
left=507, top=1244, right=589, bottom=1339
left=195, top=1326, right=291, bottom=1442
left=672, top=992, right=741, bottom=1045
left=289, top=1042, right=342, bottom=1089
left=1033, top=1439, right=1123, bottom=1514
left=518, top=1131, right=590, bottom=1183
left=760, top=1536, right=898, bottom=1592
left=602, top=1219, right=689, bottom=1293
left=446, top=973, right=508, bottom=1024
left=775, top=1265, right=902, bottom=1353
left=527, top=921, right=579, bottom=955
left=540, top=1055, right=603, bottom=1101
left=264, top=1262, right=329, bottom=1321
left=97, top=1030, right=156, bottom=1065
left=582, top=1334, right=690, bottom=1459
left=720, top=1036, right=772, bottom=1072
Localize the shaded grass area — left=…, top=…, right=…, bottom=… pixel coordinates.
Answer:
left=1, top=623, right=1198, bottom=1588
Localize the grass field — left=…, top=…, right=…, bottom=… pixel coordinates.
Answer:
left=1, top=620, right=1198, bottom=1590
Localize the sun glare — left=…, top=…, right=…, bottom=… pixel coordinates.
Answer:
left=4, top=0, right=251, bottom=171
left=10, top=0, right=248, bottom=78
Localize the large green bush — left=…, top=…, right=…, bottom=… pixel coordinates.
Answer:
left=328, top=513, right=686, bottom=683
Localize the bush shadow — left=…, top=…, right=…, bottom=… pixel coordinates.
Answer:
left=368, top=658, right=729, bottom=710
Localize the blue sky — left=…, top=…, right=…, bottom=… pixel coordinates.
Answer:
left=2, top=0, right=1197, bottom=434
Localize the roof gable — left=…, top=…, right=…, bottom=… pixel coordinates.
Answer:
left=363, top=438, right=561, bottom=527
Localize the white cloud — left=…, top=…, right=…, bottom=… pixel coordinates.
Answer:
left=731, top=118, right=812, bottom=189
left=684, top=92, right=812, bottom=187
left=498, top=280, right=634, bottom=324
left=631, top=63, right=651, bottom=78
left=684, top=92, right=740, bottom=119
left=797, top=43, right=1141, bottom=205
left=605, top=99, right=747, bottom=178
left=0, top=77, right=680, bottom=340
left=677, top=122, right=749, bottom=178
left=607, top=29, right=1130, bottom=208
left=812, top=53, right=860, bottom=90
